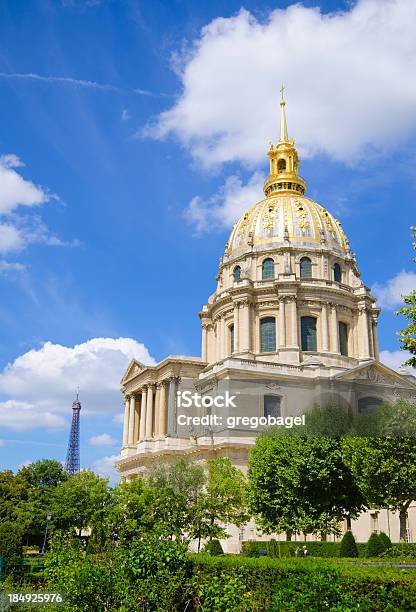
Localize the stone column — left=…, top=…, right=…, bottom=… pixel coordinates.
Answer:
left=201, top=322, right=208, bottom=362
left=128, top=394, right=135, bottom=445
left=215, top=319, right=221, bottom=361
left=122, top=395, right=129, bottom=446
left=288, top=297, right=298, bottom=348
left=167, top=377, right=177, bottom=435
left=220, top=316, right=226, bottom=359
left=133, top=394, right=140, bottom=442
left=278, top=297, right=286, bottom=347
left=329, top=304, right=339, bottom=353
left=145, top=385, right=154, bottom=439
left=153, top=384, right=161, bottom=438
left=158, top=381, right=168, bottom=438
left=139, top=387, right=147, bottom=441
left=321, top=302, right=330, bottom=352
left=233, top=302, right=240, bottom=353
left=359, top=307, right=371, bottom=359
left=372, top=318, right=380, bottom=361
left=240, top=300, right=252, bottom=352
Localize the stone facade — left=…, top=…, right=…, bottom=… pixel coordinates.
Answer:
left=116, top=97, right=416, bottom=550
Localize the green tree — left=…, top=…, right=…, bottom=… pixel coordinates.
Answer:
left=366, top=533, right=384, bottom=558
left=111, top=477, right=154, bottom=542
left=339, top=530, right=358, bottom=558
left=17, top=459, right=68, bottom=545
left=396, top=225, right=416, bottom=368
left=0, top=470, right=27, bottom=524
left=50, top=470, right=113, bottom=544
left=343, top=436, right=416, bottom=541
left=248, top=431, right=363, bottom=538
left=192, top=458, right=249, bottom=551
left=147, top=457, right=206, bottom=541
left=0, top=521, right=24, bottom=575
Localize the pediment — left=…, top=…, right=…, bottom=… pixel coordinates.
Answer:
left=120, top=358, right=149, bottom=384
left=332, top=360, right=416, bottom=389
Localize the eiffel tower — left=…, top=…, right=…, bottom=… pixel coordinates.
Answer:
left=64, top=394, right=81, bottom=475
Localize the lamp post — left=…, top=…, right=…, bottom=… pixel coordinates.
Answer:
left=41, top=512, right=52, bottom=554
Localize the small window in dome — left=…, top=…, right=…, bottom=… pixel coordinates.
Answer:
left=230, top=324, right=234, bottom=353
left=333, top=263, right=342, bottom=283
left=262, top=258, right=275, bottom=280
left=233, top=266, right=241, bottom=282
left=278, top=158, right=286, bottom=172
left=301, top=316, right=317, bottom=352
left=300, top=257, right=312, bottom=279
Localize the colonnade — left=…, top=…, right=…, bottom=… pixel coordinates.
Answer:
left=201, top=296, right=376, bottom=362
left=123, top=377, right=178, bottom=446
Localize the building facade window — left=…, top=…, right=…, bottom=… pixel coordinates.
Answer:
left=264, top=395, right=281, bottom=419
left=262, top=258, right=275, bottom=280
left=300, top=257, right=312, bottom=279
left=230, top=324, right=234, bottom=354
left=233, top=266, right=241, bottom=282
left=339, top=321, right=348, bottom=356
left=260, top=317, right=276, bottom=352
left=333, top=262, right=342, bottom=282
left=301, top=316, right=317, bottom=351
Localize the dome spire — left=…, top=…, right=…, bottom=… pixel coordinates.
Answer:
left=279, top=84, right=289, bottom=142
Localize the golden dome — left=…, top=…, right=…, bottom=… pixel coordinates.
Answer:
left=225, top=91, right=350, bottom=260
left=226, top=194, right=349, bottom=258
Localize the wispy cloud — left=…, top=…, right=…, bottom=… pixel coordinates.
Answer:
left=0, top=72, right=161, bottom=97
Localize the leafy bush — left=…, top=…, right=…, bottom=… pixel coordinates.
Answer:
left=367, top=532, right=385, bottom=557
left=379, top=531, right=392, bottom=552
left=0, top=521, right=24, bottom=575
left=202, top=539, right=224, bottom=556
left=380, top=543, right=416, bottom=560
left=241, top=539, right=368, bottom=558
left=339, top=530, right=358, bottom=558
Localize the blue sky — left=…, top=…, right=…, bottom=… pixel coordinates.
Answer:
left=0, top=0, right=415, bottom=480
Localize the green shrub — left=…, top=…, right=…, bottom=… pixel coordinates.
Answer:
left=241, top=539, right=369, bottom=558
left=380, top=543, right=416, bottom=560
left=366, top=532, right=385, bottom=557
left=339, top=530, right=358, bottom=558
left=202, top=539, right=224, bottom=556
left=379, top=531, right=392, bottom=552
left=0, top=521, right=24, bottom=575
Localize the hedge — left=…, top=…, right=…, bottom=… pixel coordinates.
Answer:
left=241, top=539, right=416, bottom=559
left=189, top=555, right=416, bottom=611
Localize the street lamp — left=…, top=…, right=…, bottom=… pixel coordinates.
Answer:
left=41, top=512, right=52, bottom=554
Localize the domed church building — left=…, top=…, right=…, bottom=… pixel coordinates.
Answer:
left=117, top=96, right=416, bottom=547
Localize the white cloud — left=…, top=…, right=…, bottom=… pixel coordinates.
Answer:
left=92, top=454, right=119, bottom=484
left=121, top=109, right=130, bottom=121
left=380, top=350, right=414, bottom=374
left=187, top=171, right=264, bottom=232
left=89, top=433, right=117, bottom=446
left=372, top=270, right=416, bottom=309
left=113, top=412, right=124, bottom=424
left=0, top=337, right=155, bottom=431
left=0, top=261, right=26, bottom=274
left=0, top=224, right=24, bottom=253
left=147, top=1, right=416, bottom=167
left=0, top=155, right=48, bottom=215
left=0, top=400, right=66, bottom=432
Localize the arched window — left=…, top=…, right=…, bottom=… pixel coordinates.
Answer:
left=333, top=262, right=342, bottom=283
left=278, top=158, right=286, bottom=172
left=339, top=322, right=348, bottom=356
left=229, top=324, right=234, bottom=354
left=264, top=395, right=281, bottom=419
left=233, top=266, right=241, bottom=282
left=358, top=397, right=383, bottom=415
left=262, top=258, right=275, bottom=280
left=300, top=257, right=312, bottom=279
left=260, top=317, right=276, bottom=353
left=301, top=316, right=317, bottom=352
